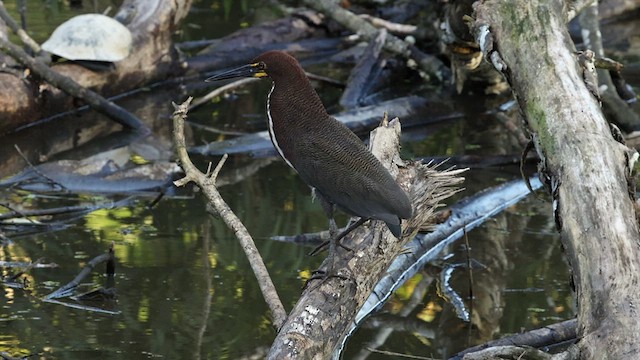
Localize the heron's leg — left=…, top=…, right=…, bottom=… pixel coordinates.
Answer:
left=309, top=194, right=350, bottom=255
left=308, top=217, right=367, bottom=256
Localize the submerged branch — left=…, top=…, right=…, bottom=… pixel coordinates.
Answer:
left=44, top=244, right=115, bottom=300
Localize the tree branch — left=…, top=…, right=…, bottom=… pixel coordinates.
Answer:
left=171, top=97, right=287, bottom=330
left=301, top=0, right=449, bottom=82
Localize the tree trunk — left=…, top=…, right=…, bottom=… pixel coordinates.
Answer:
left=473, top=1, right=640, bottom=358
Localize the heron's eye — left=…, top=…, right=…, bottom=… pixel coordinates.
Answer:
left=258, top=62, right=267, bottom=71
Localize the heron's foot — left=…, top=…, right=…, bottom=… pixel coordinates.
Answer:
left=308, top=239, right=353, bottom=256
left=303, top=268, right=350, bottom=291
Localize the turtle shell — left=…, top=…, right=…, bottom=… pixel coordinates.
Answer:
left=42, top=14, right=132, bottom=62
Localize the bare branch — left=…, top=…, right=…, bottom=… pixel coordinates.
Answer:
left=171, top=97, right=287, bottom=330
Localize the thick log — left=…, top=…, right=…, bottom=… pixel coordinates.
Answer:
left=473, top=1, right=640, bottom=358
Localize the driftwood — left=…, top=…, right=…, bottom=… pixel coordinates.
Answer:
left=0, top=6, right=145, bottom=132
left=472, top=1, right=640, bottom=358
left=301, top=0, right=450, bottom=82
left=443, top=0, right=640, bottom=105
left=578, top=2, right=640, bottom=131
left=0, top=4, right=350, bottom=134
left=339, top=29, right=387, bottom=109
left=267, top=118, right=465, bottom=359
left=188, top=10, right=332, bottom=73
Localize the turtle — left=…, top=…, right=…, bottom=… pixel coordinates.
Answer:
left=42, top=13, right=132, bottom=70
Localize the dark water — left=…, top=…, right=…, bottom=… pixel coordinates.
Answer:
left=0, top=0, right=605, bottom=359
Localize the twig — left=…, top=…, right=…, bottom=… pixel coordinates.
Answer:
left=301, top=0, right=449, bottom=81
left=172, top=97, right=287, bottom=329
left=0, top=36, right=147, bottom=131
left=0, top=1, right=41, bottom=54
left=0, top=202, right=37, bottom=225
left=189, top=77, right=259, bottom=111
left=359, top=14, right=417, bottom=34
left=186, top=121, right=247, bottom=136
left=0, top=202, right=115, bottom=220
left=364, top=348, right=438, bottom=359
left=13, top=144, right=65, bottom=190
left=0, top=197, right=136, bottom=229
left=305, top=71, right=345, bottom=88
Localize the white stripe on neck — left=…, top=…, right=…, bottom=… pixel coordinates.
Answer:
left=267, top=83, right=294, bottom=169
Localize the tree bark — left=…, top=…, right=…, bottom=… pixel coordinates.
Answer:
left=473, top=1, right=640, bottom=358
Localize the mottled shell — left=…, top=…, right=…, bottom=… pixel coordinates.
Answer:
left=42, top=14, right=132, bottom=62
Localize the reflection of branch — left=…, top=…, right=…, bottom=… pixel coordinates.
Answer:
left=194, top=221, right=213, bottom=360
left=44, top=245, right=115, bottom=300
left=0, top=203, right=89, bottom=220
left=172, top=97, right=287, bottom=329
left=0, top=197, right=137, bottom=222
left=353, top=275, right=433, bottom=360
left=42, top=298, right=121, bottom=315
